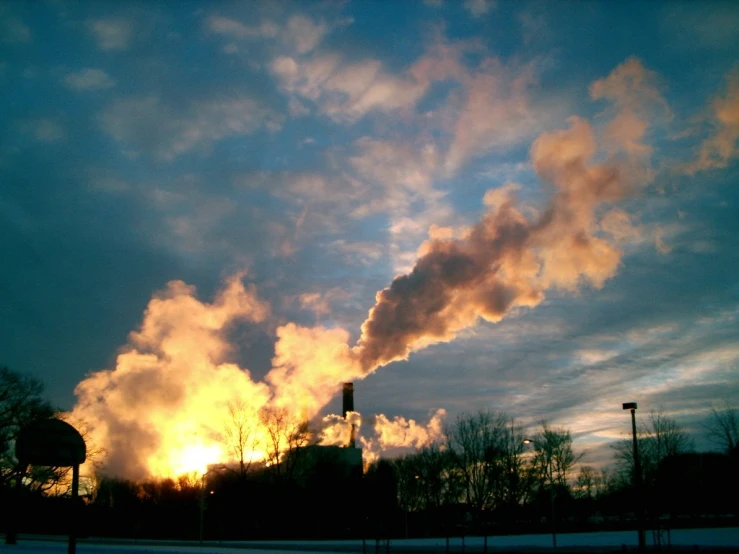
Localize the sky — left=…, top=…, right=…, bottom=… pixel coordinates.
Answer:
left=1, top=0, right=738, bottom=477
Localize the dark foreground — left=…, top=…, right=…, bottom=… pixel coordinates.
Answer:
left=3, top=528, right=739, bottom=554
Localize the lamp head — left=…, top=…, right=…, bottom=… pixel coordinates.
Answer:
left=622, top=402, right=637, bottom=410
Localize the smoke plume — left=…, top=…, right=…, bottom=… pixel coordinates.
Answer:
left=355, top=115, right=644, bottom=371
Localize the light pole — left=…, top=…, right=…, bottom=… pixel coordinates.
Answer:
left=523, top=438, right=556, bottom=549
left=199, top=465, right=226, bottom=544
left=199, top=476, right=214, bottom=544
left=622, top=402, right=645, bottom=553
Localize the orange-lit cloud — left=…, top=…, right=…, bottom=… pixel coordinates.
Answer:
left=361, top=409, right=447, bottom=465
left=354, top=111, right=641, bottom=371
left=443, top=59, right=540, bottom=175
left=685, top=69, right=739, bottom=174
left=71, top=274, right=272, bottom=478
left=71, top=272, right=369, bottom=479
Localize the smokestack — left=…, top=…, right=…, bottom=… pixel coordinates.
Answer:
left=342, top=383, right=356, bottom=448
left=342, top=383, right=354, bottom=418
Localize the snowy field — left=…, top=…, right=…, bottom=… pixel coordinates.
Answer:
left=2, top=528, right=739, bottom=553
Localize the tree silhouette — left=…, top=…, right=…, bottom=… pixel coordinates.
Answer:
left=223, top=399, right=260, bottom=479
left=0, top=366, right=55, bottom=489
left=704, top=401, right=738, bottom=455
left=613, top=408, right=693, bottom=488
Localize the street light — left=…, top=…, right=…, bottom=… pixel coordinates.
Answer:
left=622, top=402, right=645, bottom=553
left=199, top=464, right=226, bottom=544
left=523, top=438, right=556, bottom=549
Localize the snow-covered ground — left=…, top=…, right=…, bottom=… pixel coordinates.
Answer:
left=2, top=528, right=738, bottom=553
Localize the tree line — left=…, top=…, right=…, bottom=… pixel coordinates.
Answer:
left=1, top=364, right=738, bottom=540
left=387, top=406, right=738, bottom=538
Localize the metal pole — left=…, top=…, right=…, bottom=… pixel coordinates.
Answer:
left=549, top=454, right=556, bottom=549
left=5, top=464, right=24, bottom=545
left=68, top=464, right=79, bottom=554
left=631, top=409, right=645, bottom=552
left=199, top=475, right=205, bottom=544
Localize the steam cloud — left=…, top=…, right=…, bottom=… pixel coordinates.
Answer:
left=72, top=275, right=363, bottom=478
left=72, top=59, right=659, bottom=479
left=355, top=116, right=643, bottom=371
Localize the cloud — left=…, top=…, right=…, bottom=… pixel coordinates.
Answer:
left=272, top=54, right=429, bottom=123
left=205, top=15, right=278, bottom=40
left=63, top=68, right=115, bottom=91
left=684, top=69, right=739, bottom=174
left=361, top=409, right=447, bottom=463
left=283, top=15, right=328, bottom=55
left=298, top=287, right=353, bottom=321
left=328, top=240, right=385, bottom=267
left=600, top=209, right=639, bottom=244
left=271, top=171, right=367, bottom=212
left=349, top=137, right=453, bottom=272
left=0, top=7, right=32, bottom=44
left=590, top=57, right=669, bottom=159
left=271, top=36, right=470, bottom=124
left=205, top=13, right=327, bottom=55
left=99, top=95, right=282, bottom=160
left=71, top=275, right=271, bottom=477
left=464, top=0, right=495, bottom=18
left=662, top=3, right=739, bottom=52
left=350, top=138, right=438, bottom=201
left=355, top=109, right=647, bottom=372
left=21, top=119, right=65, bottom=142
left=87, top=18, right=133, bottom=51
left=590, top=57, right=668, bottom=114
left=70, top=274, right=371, bottom=478
left=443, top=59, right=542, bottom=174
left=234, top=170, right=373, bottom=251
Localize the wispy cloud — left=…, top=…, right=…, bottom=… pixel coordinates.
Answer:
left=205, top=15, right=279, bottom=40
left=684, top=69, right=739, bottom=174
left=271, top=54, right=429, bottom=122
left=0, top=6, right=32, bottom=44
left=63, top=68, right=115, bottom=91
left=283, top=15, right=328, bottom=55
left=328, top=240, right=385, bottom=267
left=20, top=119, right=65, bottom=142
left=205, top=13, right=328, bottom=55
left=464, top=0, right=495, bottom=18
left=99, top=95, right=282, bottom=160
left=590, top=56, right=670, bottom=160
left=87, top=18, right=133, bottom=51
left=442, top=59, right=544, bottom=174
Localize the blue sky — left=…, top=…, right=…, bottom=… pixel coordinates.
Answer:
left=1, top=0, right=738, bottom=476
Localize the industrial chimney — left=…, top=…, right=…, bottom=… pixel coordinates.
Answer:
left=342, top=382, right=356, bottom=448
left=342, top=383, right=354, bottom=417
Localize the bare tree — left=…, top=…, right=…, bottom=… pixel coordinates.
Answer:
left=613, top=408, right=693, bottom=487
left=393, top=453, right=424, bottom=513
left=531, top=421, right=583, bottom=491
left=258, top=405, right=312, bottom=480
left=704, top=401, right=738, bottom=455
left=445, top=410, right=507, bottom=513
left=393, top=443, right=461, bottom=513
left=574, top=465, right=610, bottom=500
left=223, top=399, right=260, bottom=478
left=497, top=417, right=533, bottom=510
